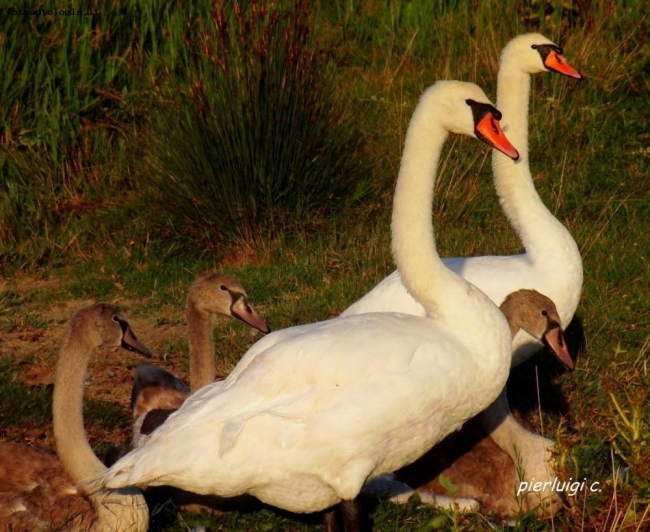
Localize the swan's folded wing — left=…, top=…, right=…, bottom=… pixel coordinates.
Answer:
left=87, top=313, right=479, bottom=491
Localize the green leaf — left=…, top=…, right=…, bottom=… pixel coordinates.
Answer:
left=427, top=513, right=451, bottom=529
left=438, top=473, right=459, bottom=495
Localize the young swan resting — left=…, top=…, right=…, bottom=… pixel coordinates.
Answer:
left=343, top=33, right=582, bottom=516
left=131, top=272, right=269, bottom=448
left=0, top=304, right=151, bottom=531
left=86, top=80, right=520, bottom=532
left=365, top=289, right=571, bottom=516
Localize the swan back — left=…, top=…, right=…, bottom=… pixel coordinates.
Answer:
left=131, top=363, right=189, bottom=419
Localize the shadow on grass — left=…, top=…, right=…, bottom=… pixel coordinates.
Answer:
left=507, top=315, right=587, bottom=417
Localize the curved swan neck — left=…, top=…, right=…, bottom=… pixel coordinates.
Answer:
left=53, top=309, right=149, bottom=530
left=491, top=58, right=577, bottom=260
left=187, top=303, right=216, bottom=392
left=390, top=84, right=512, bottom=367
left=53, top=335, right=107, bottom=483
left=391, top=106, right=450, bottom=316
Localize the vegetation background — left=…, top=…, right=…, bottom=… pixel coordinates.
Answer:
left=0, top=0, right=648, bottom=530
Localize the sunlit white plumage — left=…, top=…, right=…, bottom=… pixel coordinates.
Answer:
left=130, top=272, right=269, bottom=449
left=88, top=81, right=517, bottom=516
left=343, top=33, right=583, bottom=367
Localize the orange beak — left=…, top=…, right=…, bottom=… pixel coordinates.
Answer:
left=475, top=114, right=520, bottom=161
left=544, top=50, right=583, bottom=80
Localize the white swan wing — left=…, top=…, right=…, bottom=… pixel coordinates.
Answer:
left=90, top=314, right=490, bottom=494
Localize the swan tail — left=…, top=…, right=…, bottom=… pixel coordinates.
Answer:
left=80, top=450, right=154, bottom=494
left=79, top=464, right=137, bottom=493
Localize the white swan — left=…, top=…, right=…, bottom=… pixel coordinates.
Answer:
left=366, top=289, right=570, bottom=515
left=342, top=33, right=582, bottom=369
left=0, top=304, right=150, bottom=531
left=131, top=272, right=269, bottom=448
left=87, top=80, right=520, bottom=529
left=352, top=34, right=581, bottom=518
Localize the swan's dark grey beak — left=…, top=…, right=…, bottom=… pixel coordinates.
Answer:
left=543, top=326, right=574, bottom=371
left=231, top=295, right=271, bottom=334
left=120, top=323, right=153, bottom=358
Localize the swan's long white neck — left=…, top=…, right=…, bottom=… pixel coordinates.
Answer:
left=492, top=61, right=580, bottom=266
left=391, top=89, right=508, bottom=358
left=53, top=336, right=107, bottom=483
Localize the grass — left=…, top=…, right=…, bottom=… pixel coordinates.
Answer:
left=142, top=0, right=374, bottom=249
left=1, top=0, right=649, bottom=530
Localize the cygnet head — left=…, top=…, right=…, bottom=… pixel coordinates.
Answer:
left=67, top=303, right=152, bottom=356
left=500, top=289, right=574, bottom=371
left=187, top=272, right=270, bottom=333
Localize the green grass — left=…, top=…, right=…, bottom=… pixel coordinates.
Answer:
left=1, top=0, right=649, bottom=530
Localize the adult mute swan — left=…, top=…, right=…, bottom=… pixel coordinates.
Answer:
left=366, top=289, right=571, bottom=515
left=0, top=304, right=150, bottom=531
left=351, top=34, right=581, bottom=517
left=131, top=272, right=269, bottom=447
left=342, top=33, right=583, bottom=368
left=87, top=80, right=520, bottom=531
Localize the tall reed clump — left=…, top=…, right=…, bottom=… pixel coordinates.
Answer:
left=0, top=4, right=159, bottom=267
left=145, top=0, right=372, bottom=248
left=0, top=2, right=210, bottom=268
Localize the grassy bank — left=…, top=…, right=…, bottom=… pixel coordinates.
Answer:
left=1, top=0, right=649, bottom=530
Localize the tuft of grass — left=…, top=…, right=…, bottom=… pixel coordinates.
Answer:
left=144, top=0, right=373, bottom=249
left=0, top=358, right=52, bottom=428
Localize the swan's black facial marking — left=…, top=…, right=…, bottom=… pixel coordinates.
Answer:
left=465, top=99, right=502, bottom=144
left=114, top=315, right=153, bottom=357
left=531, top=44, right=564, bottom=74
left=532, top=43, right=583, bottom=79
left=532, top=43, right=564, bottom=63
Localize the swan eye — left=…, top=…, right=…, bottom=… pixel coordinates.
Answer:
left=220, top=285, right=228, bottom=291
left=531, top=44, right=538, bottom=50
left=541, top=310, right=549, bottom=317
left=465, top=99, right=475, bottom=106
